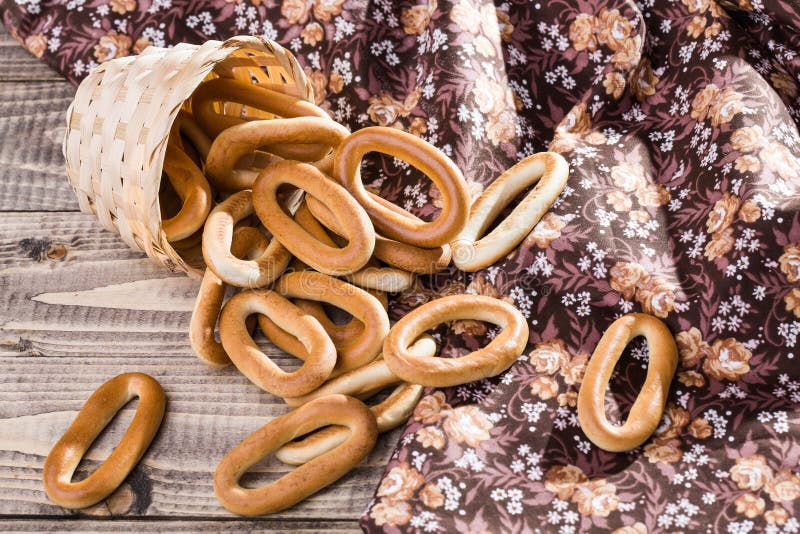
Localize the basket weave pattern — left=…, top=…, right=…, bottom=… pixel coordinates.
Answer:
left=63, top=36, right=313, bottom=277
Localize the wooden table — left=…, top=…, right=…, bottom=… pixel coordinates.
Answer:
left=0, top=25, right=390, bottom=532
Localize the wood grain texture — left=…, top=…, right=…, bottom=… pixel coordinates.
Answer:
left=0, top=82, right=77, bottom=211
left=0, top=214, right=393, bottom=522
left=0, top=25, right=65, bottom=82
left=0, top=24, right=76, bottom=212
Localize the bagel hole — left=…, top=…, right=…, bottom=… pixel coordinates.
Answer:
left=604, top=336, right=649, bottom=426
left=232, top=234, right=269, bottom=261
left=321, top=303, right=354, bottom=326
left=327, top=231, right=349, bottom=247
left=359, top=152, right=437, bottom=222
left=479, top=182, right=541, bottom=240
left=71, top=397, right=140, bottom=483
left=238, top=444, right=312, bottom=488
left=439, top=321, right=497, bottom=357
left=250, top=318, right=305, bottom=373
left=275, top=184, right=301, bottom=216
left=276, top=384, right=398, bottom=451
left=277, top=422, right=352, bottom=452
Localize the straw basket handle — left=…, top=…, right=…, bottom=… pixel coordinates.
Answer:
left=63, top=36, right=313, bottom=278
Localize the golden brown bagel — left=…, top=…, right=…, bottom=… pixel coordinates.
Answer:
left=265, top=271, right=390, bottom=373
left=305, top=194, right=451, bottom=274
left=276, top=343, right=435, bottom=465
left=577, top=313, right=678, bottom=452
left=204, top=117, right=350, bottom=192
left=285, top=291, right=387, bottom=350
left=190, top=227, right=270, bottom=368
left=161, top=142, right=213, bottom=242
left=373, top=237, right=452, bottom=274
left=451, top=152, right=569, bottom=271
left=219, top=289, right=336, bottom=397
left=42, top=373, right=166, bottom=509
left=332, top=127, right=470, bottom=248
left=213, top=394, right=377, bottom=516
left=343, top=265, right=415, bottom=293
left=282, top=338, right=435, bottom=408
left=174, top=110, right=213, bottom=162
left=383, top=294, right=529, bottom=386
left=276, top=382, right=422, bottom=465
left=210, top=55, right=274, bottom=120
left=191, top=77, right=332, bottom=161
left=202, top=190, right=292, bottom=288
left=253, top=161, right=374, bottom=276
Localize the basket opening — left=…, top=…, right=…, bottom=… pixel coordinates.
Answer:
left=63, top=37, right=313, bottom=278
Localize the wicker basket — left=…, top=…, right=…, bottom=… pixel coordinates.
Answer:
left=63, top=36, right=313, bottom=278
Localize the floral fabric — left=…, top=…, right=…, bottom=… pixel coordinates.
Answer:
left=3, top=0, right=800, bottom=531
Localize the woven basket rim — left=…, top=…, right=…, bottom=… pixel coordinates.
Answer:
left=63, top=35, right=314, bottom=278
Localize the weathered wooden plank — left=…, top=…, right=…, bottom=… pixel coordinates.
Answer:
left=0, top=82, right=77, bottom=211
left=0, top=26, right=99, bottom=212
left=1, top=519, right=361, bottom=532
left=0, top=212, right=392, bottom=520
left=0, top=25, right=65, bottom=82
left=0, top=424, right=398, bottom=518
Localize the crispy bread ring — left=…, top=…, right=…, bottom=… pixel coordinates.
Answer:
left=265, top=271, right=390, bottom=373
left=253, top=161, right=374, bottom=276
left=332, top=127, right=470, bottom=247
left=219, top=289, right=336, bottom=397
left=373, top=237, right=452, bottom=274
left=192, top=78, right=331, bottom=161
left=190, top=227, right=270, bottom=368
left=283, top=290, right=387, bottom=350
left=291, top=199, right=409, bottom=291
left=210, top=55, right=273, bottom=121
left=42, top=373, right=166, bottom=509
left=306, top=195, right=450, bottom=274
left=294, top=299, right=365, bottom=344
left=276, top=344, right=434, bottom=465
left=344, top=265, right=415, bottom=293
left=214, top=394, right=377, bottom=516
left=174, top=110, right=213, bottom=161
left=286, top=198, right=340, bottom=273
left=257, top=202, right=367, bottom=356
left=577, top=313, right=678, bottom=452
left=282, top=338, right=435, bottom=408
left=276, top=383, right=423, bottom=465
left=161, top=142, right=213, bottom=242
left=193, top=78, right=329, bottom=135
left=205, top=117, right=350, bottom=192
left=451, top=152, right=569, bottom=271
left=383, top=294, right=529, bottom=386
left=202, top=190, right=292, bottom=288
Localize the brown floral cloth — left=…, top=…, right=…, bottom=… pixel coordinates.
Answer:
left=3, top=0, right=800, bottom=531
